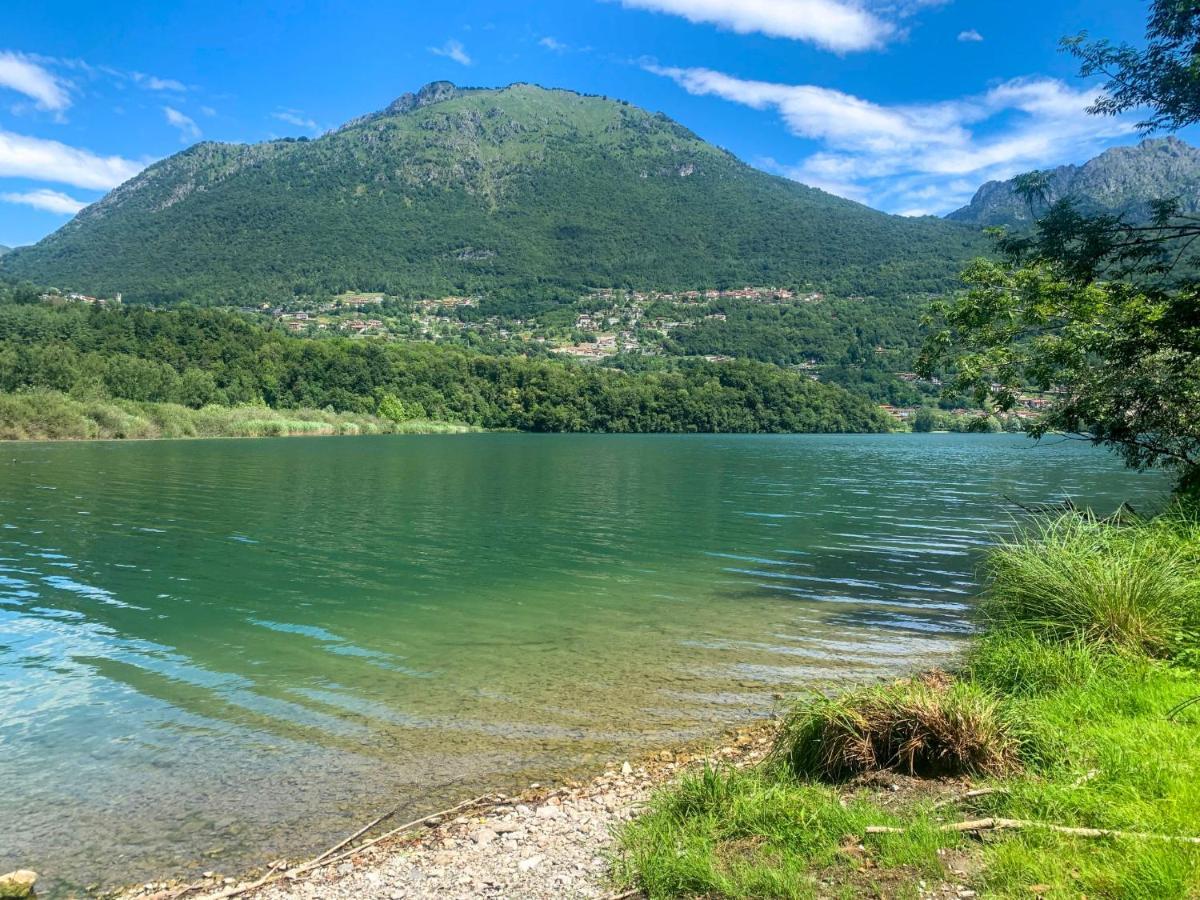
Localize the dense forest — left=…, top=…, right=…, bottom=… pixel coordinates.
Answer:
left=2, top=82, right=987, bottom=308
left=0, top=296, right=891, bottom=434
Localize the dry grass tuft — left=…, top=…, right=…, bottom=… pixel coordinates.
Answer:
left=771, top=677, right=1023, bottom=781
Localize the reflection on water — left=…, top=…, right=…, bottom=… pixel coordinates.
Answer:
left=0, top=434, right=1164, bottom=894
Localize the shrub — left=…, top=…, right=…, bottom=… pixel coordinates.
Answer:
left=771, top=676, right=1023, bottom=780
left=982, top=514, right=1200, bottom=657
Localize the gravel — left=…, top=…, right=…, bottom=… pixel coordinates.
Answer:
left=124, top=725, right=775, bottom=900
left=255, top=761, right=660, bottom=900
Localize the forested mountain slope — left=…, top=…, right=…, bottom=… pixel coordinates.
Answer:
left=4, top=81, right=987, bottom=305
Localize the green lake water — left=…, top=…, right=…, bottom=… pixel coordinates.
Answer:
left=0, top=433, right=1165, bottom=894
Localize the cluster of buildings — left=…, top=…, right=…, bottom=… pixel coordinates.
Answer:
left=40, top=290, right=121, bottom=306
left=337, top=294, right=385, bottom=308
left=879, top=405, right=918, bottom=422
left=895, top=371, right=942, bottom=387
left=342, top=319, right=385, bottom=335
left=416, top=296, right=475, bottom=313
left=553, top=330, right=644, bottom=360
left=265, top=303, right=389, bottom=337
left=878, top=392, right=1060, bottom=427
left=584, top=286, right=818, bottom=307
left=278, top=311, right=322, bottom=332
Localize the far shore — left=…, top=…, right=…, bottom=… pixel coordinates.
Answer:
left=0, top=388, right=478, bottom=441
left=0, top=423, right=480, bottom=444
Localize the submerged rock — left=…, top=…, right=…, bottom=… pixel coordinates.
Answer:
left=0, top=870, right=37, bottom=899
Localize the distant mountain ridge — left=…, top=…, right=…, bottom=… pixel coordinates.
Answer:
left=3, top=81, right=986, bottom=305
left=947, top=137, right=1200, bottom=227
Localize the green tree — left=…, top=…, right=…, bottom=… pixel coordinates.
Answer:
left=1063, top=0, right=1200, bottom=134
left=175, top=368, right=220, bottom=408
left=911, top=407, right=937, bottom=433
left=923, top=0, right=1200, bottom=494
left=377, top=393, right=414, bottom=423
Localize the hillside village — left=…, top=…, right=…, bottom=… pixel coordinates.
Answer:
left=25, top=283, right=1060, bottom=434
left=32, top=282, right=1058, bottom=431
left=224, top=285, right=828, bottom=359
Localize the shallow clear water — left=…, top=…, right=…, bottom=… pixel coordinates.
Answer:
left=0, top=433, right=1164, bottom=894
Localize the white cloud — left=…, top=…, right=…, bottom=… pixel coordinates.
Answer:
left=648, top=64, right=1135, bottom=213
left=134, top=72, right=187, bottom=92
left=429, top=39, right=472, bottom=66
left=163, top=106, right=201, bottom=141
left=0, top=129, right=144, bottom=189
left=200, top=105, right=216, bottom=117
left=2, top=188, right=87, bottom=214
left=618, top=0, right=896, bottom=52
left=539, top=36, right=569, bottom=52
left=22, top=53, right=190, bottom=99
left=272, top=109, right=320, bottom=132
left=0, top=51, right=71, bottom=111
left=957, top=29, right=984, bottom=42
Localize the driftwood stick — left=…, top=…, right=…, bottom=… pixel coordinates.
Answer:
left=188, top=794, right=490, bottom=900
left=286, top=795, right=489, bottom=876
left=932, top=787, right=1005, bottom=809
left=309, top=804, right=401, bottom=865
left=1166, top=695, right=1200, bottom=721
left=867, top=818, right=1200, bottom=844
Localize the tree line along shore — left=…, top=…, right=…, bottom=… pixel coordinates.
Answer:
left=0, top=301, right=893, bottom=439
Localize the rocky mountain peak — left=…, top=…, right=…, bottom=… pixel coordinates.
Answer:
left=383, top=81, right=461, bottom=116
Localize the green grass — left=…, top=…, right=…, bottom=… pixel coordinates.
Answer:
left=962, top=631, right=1137, bottom=698
left=615, top=510, right=1200, bottom=898
left=0, top=388, right=477, bottom=440
left=982, top=513, right=1200, bottom=657
left=615, top=766, right=957, bottom=899
left=977, top=664, right=1200, bottom=898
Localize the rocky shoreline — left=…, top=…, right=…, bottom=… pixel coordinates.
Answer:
left=117, top=722, right=778, bottom=900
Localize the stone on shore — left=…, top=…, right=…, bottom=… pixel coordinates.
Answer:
left=0, top=870, right=37, bottom=899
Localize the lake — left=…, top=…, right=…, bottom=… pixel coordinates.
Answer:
left=0, top=433, right=1165, bottom=894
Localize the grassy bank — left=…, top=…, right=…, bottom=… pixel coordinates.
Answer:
left=615, top=509, right=1200, bottom=898
left=0, top=389, right=477, bottom=440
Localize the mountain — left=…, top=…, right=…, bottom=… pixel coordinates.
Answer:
left=0, top=245, right=10, bottom=257
left=948, top=137, right=1200, bottom=228
left=4, top=81, right=987, bottom=306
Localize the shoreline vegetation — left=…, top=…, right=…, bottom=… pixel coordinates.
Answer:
left=0, top=304, right=891, bottom=436
left=615, top=506, right=1200, bottom=899
left=100, top=504, right=1200, bottom=900
left=0, top=390, right=477, bottom=441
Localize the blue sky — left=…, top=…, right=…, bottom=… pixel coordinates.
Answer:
left=2, top=0, right=1192, bottom=247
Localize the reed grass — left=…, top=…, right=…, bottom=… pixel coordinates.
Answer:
left=982, top=513, right=1200, bottom=657
left=0, top=389, right=477, bottom=440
